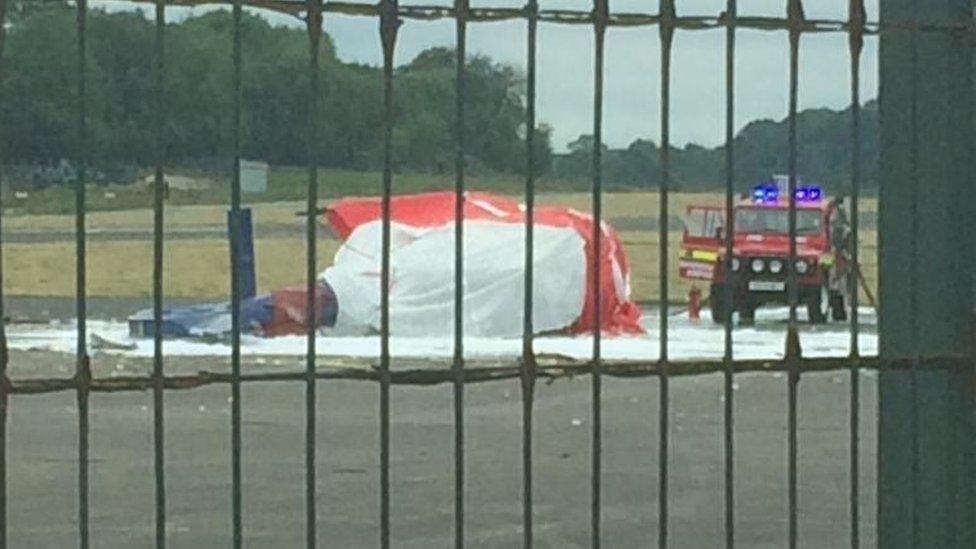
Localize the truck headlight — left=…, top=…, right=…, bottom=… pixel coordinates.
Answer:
left=731, top=257, right=741, bottom=272
left=795, top=259, right=809, bottom=274
left=750, top=258, right=765, bottom=273
left=769, top=259, right=784, bottom=274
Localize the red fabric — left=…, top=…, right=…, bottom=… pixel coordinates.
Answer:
left=326, top=191, right=645, bottom=335
left=263, top=285, right=330, bottom=337
left=326, top=191, right=523, bottom=239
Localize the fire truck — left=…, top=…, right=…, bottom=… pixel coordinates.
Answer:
left=679, top=178, right=854, bottom=324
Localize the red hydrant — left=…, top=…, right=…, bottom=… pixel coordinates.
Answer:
left=688, top=286, right=702, bottom=321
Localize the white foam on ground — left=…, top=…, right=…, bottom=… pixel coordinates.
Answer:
left=7, top=308, right=877, bottom=362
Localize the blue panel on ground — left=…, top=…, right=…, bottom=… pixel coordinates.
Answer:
left=128, top=302, right=230, bottom=338
left=128, top=295, right=275, bottom=339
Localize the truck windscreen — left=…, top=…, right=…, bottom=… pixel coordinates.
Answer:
left=735, top=207, right=822, bottom=235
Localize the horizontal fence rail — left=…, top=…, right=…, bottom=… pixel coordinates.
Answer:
left=0, top=0, right=973, bottom=548
left=0, top=356, right=969, bottom=394
left=108, top=0, right=964, bottom=34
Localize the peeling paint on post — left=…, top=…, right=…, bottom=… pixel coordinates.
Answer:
left=878, top=0, right=975, bottom=547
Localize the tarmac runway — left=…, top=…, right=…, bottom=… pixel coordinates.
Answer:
left=4, top=318, right=878, bottom=547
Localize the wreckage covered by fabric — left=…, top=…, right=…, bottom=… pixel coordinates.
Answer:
left=132, top=191, right=643, bottom=339
left=322, top=219, right=584, bottom=337
left=319, top=191, right=644, bottom=337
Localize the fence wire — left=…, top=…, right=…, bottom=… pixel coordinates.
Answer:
left=0, top=0, right=972, bottom=548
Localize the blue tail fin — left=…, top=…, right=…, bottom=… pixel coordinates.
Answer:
left=228, top=208, right=257, bottom=300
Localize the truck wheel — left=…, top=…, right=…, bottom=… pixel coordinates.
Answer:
left=829, top=291, right=847, bottom=322
left=807, top=285, right=828, bottom=324
left=739, top=301, right=756, bottom=326
left=709, top=285, right=732, bottom=324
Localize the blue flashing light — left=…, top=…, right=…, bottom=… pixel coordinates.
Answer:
left=796, top=185, right=822, bottom=202
left=751, top=184, right=779, bottom=204
left=752, top=183, right=823, bottom=204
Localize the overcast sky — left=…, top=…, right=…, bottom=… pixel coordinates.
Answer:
left=97, top=0, right=879, bottom=151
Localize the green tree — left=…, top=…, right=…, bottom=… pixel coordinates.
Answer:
left=2, top=10, right=551, bottom=184
left=551, top=101, right=879, bottom=194
left=395, top=47, right=551, bottom=175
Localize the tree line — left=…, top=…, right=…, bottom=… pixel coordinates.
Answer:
left=3, top=3, right=878, bottom=194
left=2, top=5, right=551, bottom=184
left=551, top=101, right=879, bottom=195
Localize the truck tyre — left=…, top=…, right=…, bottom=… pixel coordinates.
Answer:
left=739, top=301, right=756, bottom=326
left=709, top=284, right=732, bottom=324
left=807, top=285, right=828, bottom=324
left=829, top=291, right=847, bottom=322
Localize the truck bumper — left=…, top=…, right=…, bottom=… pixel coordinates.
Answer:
left=713, top=275, right=822, bottom=308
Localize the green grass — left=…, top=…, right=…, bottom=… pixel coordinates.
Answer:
left=6, top=166, right=601, bottom=216
left=4, top=226, right=878, bottom=305
left=3, top=238, right=339, bottom=299
left=3, top=230, right=878, bottom=303
left=3, top=173, right=880, bottom=304
left=5, top=165, right=879, bottom=220
left=5, top=190, right=752, bottom=232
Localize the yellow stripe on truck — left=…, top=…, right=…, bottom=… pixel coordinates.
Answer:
left=690, top=250, right=719, bottom=262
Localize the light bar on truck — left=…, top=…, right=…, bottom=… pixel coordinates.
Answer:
left=751, top=183, right=822, bottom=204
left=752, top=184, right=779, bottom=203
left=794, top=186, right=822, bottom=201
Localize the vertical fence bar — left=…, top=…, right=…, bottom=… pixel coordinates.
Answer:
left=304, top=0, right=322, bottom=546
left=847, top=0, right=864, bottom=365
left=452, top=0, right=467, bottom=545
left=378, top=2, right=398, bottom=546
left=906, top=7, right=920, bottom=544
left=74, top=0, right=92, bottom=546
left=721, top=1, right=736, bottom=547
left=785, top=2, right=801, bottom=324
left=0, top=0, right=7, bottom=545
left=520, top=1, right=538, bottom=545
left=785, top=2, right=804, bottom=548
left=657, top=1, right=675, bottom=547
left=590, top=0, right=607, bottom=545
left=229, top=0, right=244, bottom=546
left=846, top=1, right=864, bottom=547
left=590, top=0, right=609, bottom=549
left=152, top=0, right=167, bottom=546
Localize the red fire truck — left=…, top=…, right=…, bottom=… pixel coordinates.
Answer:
left=679, top=180, right=854, bottom=324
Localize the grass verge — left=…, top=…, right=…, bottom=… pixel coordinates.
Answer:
left=4, top=229, right=878, bottom=305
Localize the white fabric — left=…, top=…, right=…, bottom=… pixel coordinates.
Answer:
left=321, top=220, right=586, bottom=338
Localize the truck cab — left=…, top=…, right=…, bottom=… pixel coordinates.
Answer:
left=679, top=182, right=853, bottom=324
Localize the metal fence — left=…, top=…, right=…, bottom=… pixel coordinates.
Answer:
left=0, top=0, right=972, bottom=548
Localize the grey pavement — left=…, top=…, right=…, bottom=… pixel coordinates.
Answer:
left=5, top=348, right=877, bottom=548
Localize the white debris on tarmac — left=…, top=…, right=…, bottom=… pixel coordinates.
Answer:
left=7, top=307, right=877, bottom=363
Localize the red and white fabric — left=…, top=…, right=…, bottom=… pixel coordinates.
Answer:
left=322, top=191, right=644, bottom=337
